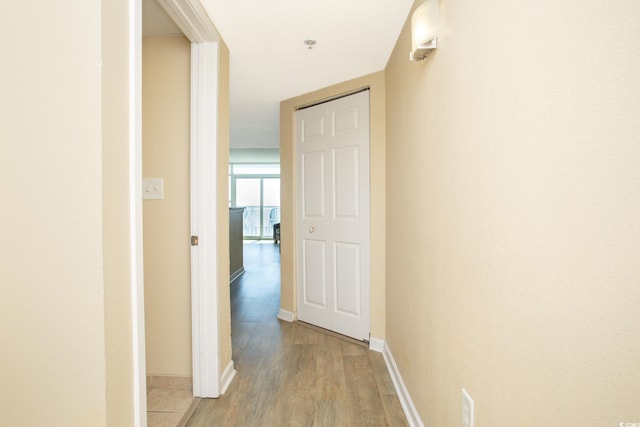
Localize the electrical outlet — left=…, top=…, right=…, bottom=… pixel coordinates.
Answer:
left=462, top=388, right=474, bottom=427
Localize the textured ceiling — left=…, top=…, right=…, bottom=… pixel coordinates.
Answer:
left=143, top=0, right=414, bottom=148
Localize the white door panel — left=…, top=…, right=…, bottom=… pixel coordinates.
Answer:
left=333, top=146, right=359, bottom=219
left=301, top=152, right=326, bottom=218
left=333, top=109, right=359, bottom=135
left=302, top=239, right=327, bottom=308
left=301, top=115, right=326, bottom=142
left=296, top=90, right=370, bottom=341
left=334, top=242, right=361, bottom=316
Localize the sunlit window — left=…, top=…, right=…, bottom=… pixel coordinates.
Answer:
left=229, top=164, right=280, bottom=239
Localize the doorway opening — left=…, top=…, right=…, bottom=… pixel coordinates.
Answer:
left=229, top=163, right=281, bottom=240
left=228, top=158, right=282, bottom=372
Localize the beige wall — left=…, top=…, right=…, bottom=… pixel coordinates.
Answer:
left=280, top=72, right=387, bottom=338
left=217, top=39, right=233, bottom=374
left=143, top=36, right=192, bottom=376
left=385, top=0, right=640, bottom=425
left=103, top=0, right=136, bottom=424
left=0, top=1, right=108, bottom=425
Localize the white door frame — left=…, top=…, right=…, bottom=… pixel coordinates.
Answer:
left=132, top=1, right=223, bottom=423
left=188, top=41, right=220, bottom=397
left=154, top=0, right=222, bottom=399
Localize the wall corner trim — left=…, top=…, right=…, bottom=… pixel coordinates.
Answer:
left=369, top=337, right=385, bottom=352
left=277, top=309, right=297, bottom=322
left=219, top=360, right=236, bottom=395
left=383, top=342, right=425, bottom=427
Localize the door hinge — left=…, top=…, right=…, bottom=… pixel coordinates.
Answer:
left=191, top=235, right=199, bottom=246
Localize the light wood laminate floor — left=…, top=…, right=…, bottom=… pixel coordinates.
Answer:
left=186, top=241, right=408, bottom=426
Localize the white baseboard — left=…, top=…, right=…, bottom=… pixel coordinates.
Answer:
left=368, top=336, right=385, bottom=353
left=219, top=360, right=237, bottom=395
left=382, top=342, right=424, bottom=427
left=277, top=309, right=296, bottom=322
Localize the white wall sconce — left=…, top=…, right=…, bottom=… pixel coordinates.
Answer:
left=410, top=0, right=439, bottom=61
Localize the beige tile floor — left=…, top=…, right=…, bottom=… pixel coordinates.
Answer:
left=147, top=376, right=199, bottom=427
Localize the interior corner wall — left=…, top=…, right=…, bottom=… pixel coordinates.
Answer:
left=0, top=1, right=108, bottom=425
left=142, top=36, right=192, bottom=376
left=280, top=71, right=387, bottom=339
left=103, top=0, right=136, bottom=424
left=217, top=38, right=233, bottom=375
left=385, top=0, right=640, bottom=425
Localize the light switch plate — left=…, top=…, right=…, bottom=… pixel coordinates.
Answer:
left=143, top=178, right=164, bottom=200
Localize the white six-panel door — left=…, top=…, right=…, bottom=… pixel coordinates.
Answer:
left=296, top=90, right=370, bottom=341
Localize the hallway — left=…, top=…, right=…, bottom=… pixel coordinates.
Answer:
left=186, top=241, right=408, bottom=426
